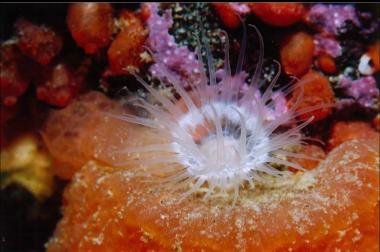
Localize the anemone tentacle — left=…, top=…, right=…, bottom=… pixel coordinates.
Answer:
left=108, top=25, right=317, bottom=202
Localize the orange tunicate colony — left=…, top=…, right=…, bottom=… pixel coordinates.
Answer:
left=107, top=10, right=148, bottom=75
left=44, top=92, right=379, bottom=251
left=212, top=3, right=244, bottom=29
left=46, top=139, right=379, bottom=251
left=280, top=31, right=315, bottom=78
left=316, top=54, right=337, bottom=75
left=0, top=45, right=32, bottom=107
left=368, top=41, right=380, bottom=72
left=289, top=144, right=326, bottom=171
left=67, top=3, right=114, bottom=54
left=43, top=92, right=138, bottom=179
left=249, top=3, right=305, bottom=27
left=290, top=70, right=335, bottom=123
left=328, top=121, right=379, bottom=151
left=15, top=18, right=63, bottom=65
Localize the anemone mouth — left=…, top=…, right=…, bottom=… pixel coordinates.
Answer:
left=106, top=22, right=321, bottom=203
left=176, top=103, right=266, bottom=187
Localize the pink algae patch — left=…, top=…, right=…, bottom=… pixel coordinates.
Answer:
left=42, top=91, right=146, bottom=179
left=46, top=135, right=379, bottom=251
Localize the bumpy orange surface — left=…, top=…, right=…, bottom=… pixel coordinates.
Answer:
left=67, top=3, right=114, bottom=54
left=368, top=41, right=380, bottom=72
left=107, top=10, right=147, bottom=75
left=289, top=144, right=326, bottom=171
left=280, top=31, right=314, bottom=78
left=328, top=120, right=379, bottom=151
left=249, top=3, right=305, bottom=27
left=42, top=91, right=147, bottom=179
left=316, top=54, right=337, bottom=75
left=46, top=132, right=379, bottom=251
left=15, top=18, right=63, bottom=65
left=291, top=71, right=335, bottom=123
left=212, top=3, right=242, bottom=29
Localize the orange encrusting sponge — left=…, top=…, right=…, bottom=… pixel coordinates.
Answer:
left=46, top=135, right=379, bottom=252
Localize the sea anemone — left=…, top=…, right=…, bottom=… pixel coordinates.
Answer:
left=107, top=19, right=322, bottom=204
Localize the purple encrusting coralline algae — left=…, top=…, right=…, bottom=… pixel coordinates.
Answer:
left=228, top=3, right=250, bottom=15
left=313, top=34, right=342, bottom=58
left=306, top=4, right=360, bottom=36
left=338, top=76, right=379, bottom=108
left=145, top=3, right=289, bottom=120
left=307, top=4, right=360, bottom=59
left=145, top=3, right=201, bottom=88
